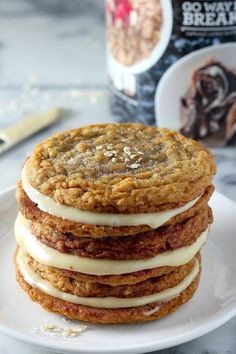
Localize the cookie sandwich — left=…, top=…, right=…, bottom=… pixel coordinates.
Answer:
left=15, top=124, right=216, bottom=323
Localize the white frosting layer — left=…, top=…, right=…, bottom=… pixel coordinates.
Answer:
left=15, top=213, right=208, bottom=275
left=21, top=162, right=201, bottom=228
left=17, top=249, right=199, bottom=309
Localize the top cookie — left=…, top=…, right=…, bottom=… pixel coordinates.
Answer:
left=25, top=123, right=216, bottom=213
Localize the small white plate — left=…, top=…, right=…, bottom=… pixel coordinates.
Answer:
left=0, top=187, right=235, bottom=354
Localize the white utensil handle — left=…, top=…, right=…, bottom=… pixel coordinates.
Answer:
left=0, top=108, right=63, bottom=153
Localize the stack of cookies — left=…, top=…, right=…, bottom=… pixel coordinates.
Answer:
left=15, top=124, right=216, bottom=323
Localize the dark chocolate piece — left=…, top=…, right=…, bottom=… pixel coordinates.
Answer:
left=181, top=61, right=236, bottom=145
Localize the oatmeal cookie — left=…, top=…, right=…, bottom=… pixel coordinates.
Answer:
left=24, top=248, right=199, bottom=286
left=29, top=207, right=212, bottom=259
left=17, top=182, right=214, bottom=238
left=15, top=259, right=201, bottom=324
left=24, top=124, right=216, bottom=213
left=25, top=251, right=198, bottom=298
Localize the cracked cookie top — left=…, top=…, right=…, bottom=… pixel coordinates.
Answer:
left=24, top=123, right=216, bottom=213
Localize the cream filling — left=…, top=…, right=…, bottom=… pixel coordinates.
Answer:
left=17, top=249, right=199, bottom=309
left=21, top=163, right=201, bottom=228
left=15, top=213, right=208, bottom=276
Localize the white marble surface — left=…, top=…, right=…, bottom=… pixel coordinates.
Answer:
left=0, top=1, right=235, bottom=353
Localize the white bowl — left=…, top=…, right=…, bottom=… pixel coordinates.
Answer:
left=107, top=0, right=173, bottom=76
left=155, top=42, right=236, bottom=130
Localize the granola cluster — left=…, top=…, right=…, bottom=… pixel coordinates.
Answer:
left=106, top=0, right=163, bottom=66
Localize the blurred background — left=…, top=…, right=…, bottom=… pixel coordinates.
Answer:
left=0, top=1, right=235, bottom=353
left=0, top=0, right=235, bottom=200
left=0, top=0, right=113, bottom=189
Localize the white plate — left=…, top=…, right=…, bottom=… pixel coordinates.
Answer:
left=0, top=187, right=235, bottom=354
left=155, top=43, right=236, bottom=130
